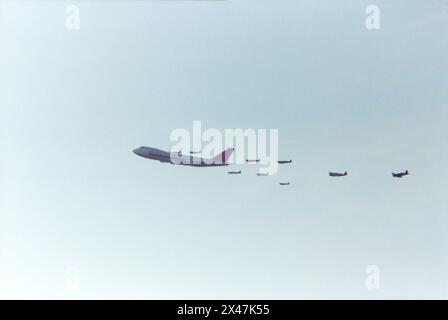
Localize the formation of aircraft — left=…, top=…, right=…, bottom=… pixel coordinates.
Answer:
left=327, top=170, right=410, bottom=178
left=133, top=147, right=410, bottom=183
left=392, top=170, right=409, bottom=178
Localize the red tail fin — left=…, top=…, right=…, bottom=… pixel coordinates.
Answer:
left=212, top=148, right=234, bottom=164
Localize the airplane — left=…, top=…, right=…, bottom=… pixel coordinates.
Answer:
left=246, top=159, right=260, bottom=163
left=257, top=172, right=269, bottom=176
left=392, top=170, right=409, bottom=178
left=133, top=146, right=234, bottom=167
left=279, top=182, right=290, bottom=186
left=227, top=170, right=242, bottom=175
left=329, top=171, right=347, bottom=177
left=189, top=150, right=202, bottom=154
left=278, top=160, right=292, bottom=164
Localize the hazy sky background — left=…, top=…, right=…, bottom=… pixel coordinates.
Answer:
left=1, top=0, right=447, bottom=299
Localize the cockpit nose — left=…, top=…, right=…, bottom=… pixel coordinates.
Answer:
left=133, top=147, right=143, bottom=156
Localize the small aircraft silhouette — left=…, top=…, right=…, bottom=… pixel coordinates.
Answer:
left=278, top=160, right=292, bottom=164
left=329, top=171, right=347, bottom=177
left=392, top=170, right=409, bottom=178
left=257, top=172, right=269, bottom=176
left=227, top=171, right=242, bottom=175
left=246, top=159, right=260, bottom=163
left=279, top=182, right=290, bottom=186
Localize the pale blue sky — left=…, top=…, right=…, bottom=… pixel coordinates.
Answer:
left=1, top=1, right=447, bottom=299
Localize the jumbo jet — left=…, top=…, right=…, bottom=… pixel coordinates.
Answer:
left=329, top=171, right=347, bottom=177
left=133, top=146, right=234, bottom=167
left=278, top=160, right=292, bottom=164
left=227, top=170, right=242, bottom=175
left=392, top=170, right=409, bottom=178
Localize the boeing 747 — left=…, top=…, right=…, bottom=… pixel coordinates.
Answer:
left=133, top=146, right=234, bottom=167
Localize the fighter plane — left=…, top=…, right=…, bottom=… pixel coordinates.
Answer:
left=329, top=171, right=347, bottom=177
left=227, top=170, right=241, bottom=175
left=257, top=172, right=269, bottom=176
left=133, top=146, right=234, bottom=167
left=278, top=160, right=292, bottom=164
left=392, top=170, right=409, bottom=178
left=279, top=182, right=290, bottom=186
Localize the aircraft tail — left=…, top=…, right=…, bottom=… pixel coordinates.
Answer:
left=213, top=148, right=234, bottom=164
